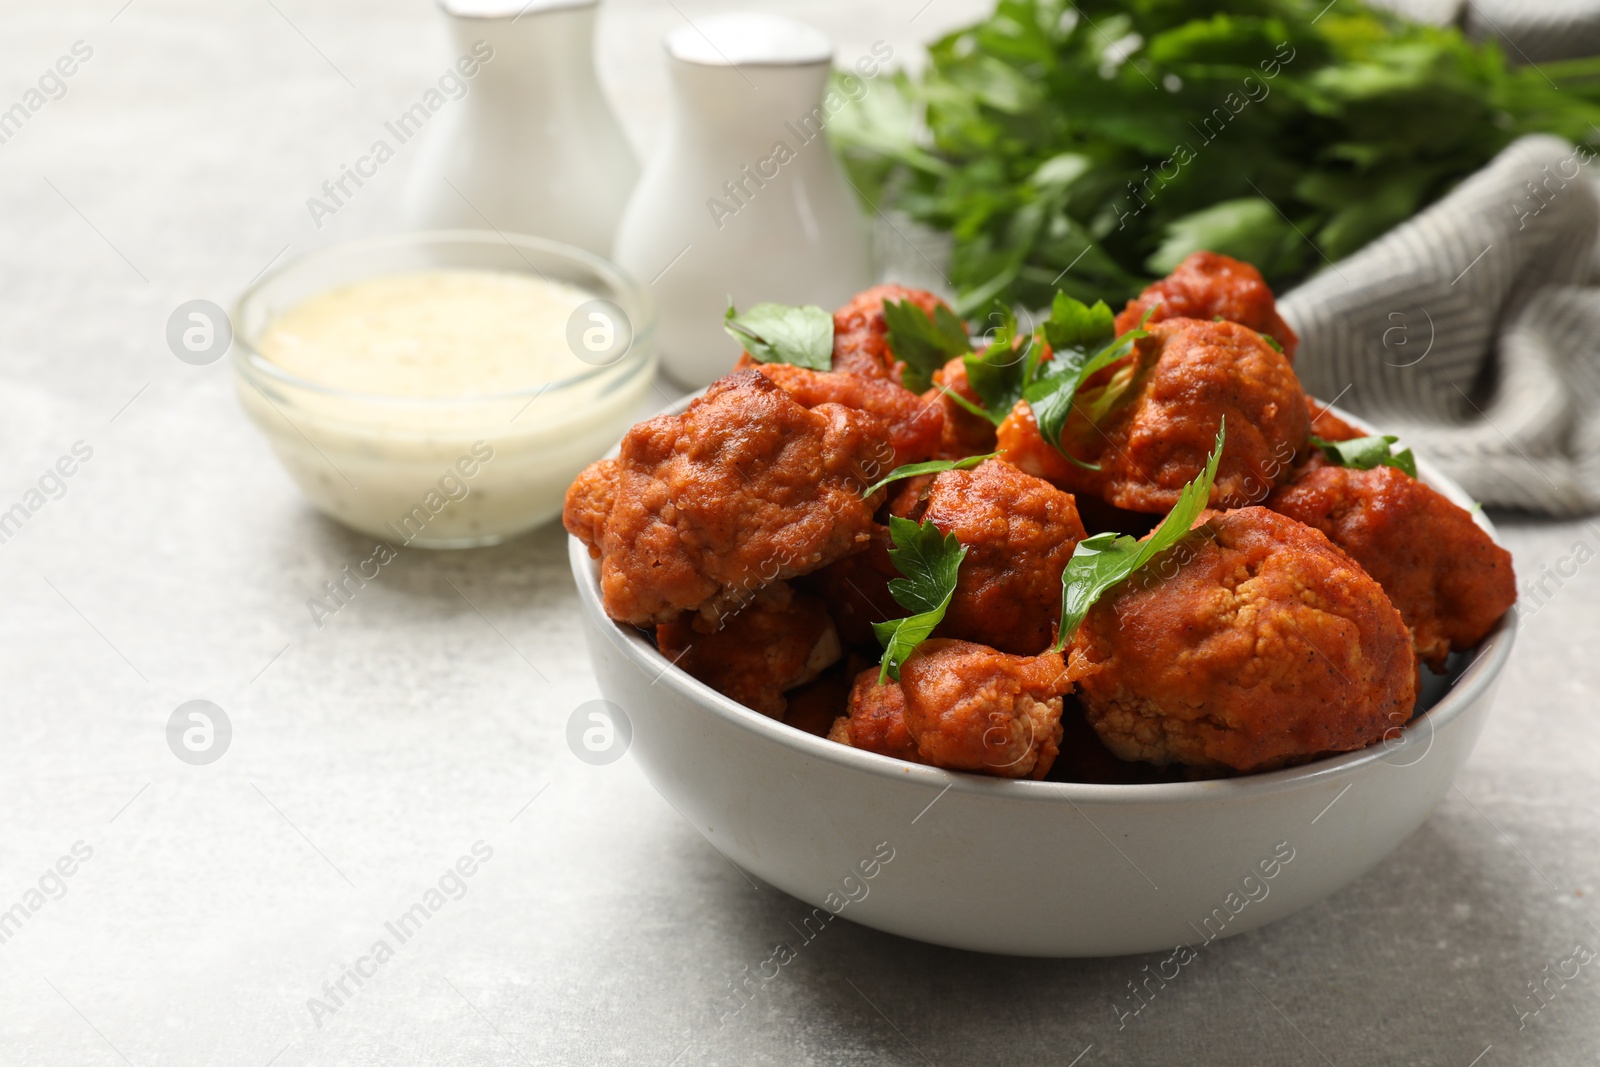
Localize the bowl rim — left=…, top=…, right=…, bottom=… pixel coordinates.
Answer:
left=570, top=395, right=1517, bottom=807
left=232, top=229, right=656, bottom=406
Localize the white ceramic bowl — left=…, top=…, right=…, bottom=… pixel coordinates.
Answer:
left=570, top=400, right=1515, bottom=957
left=234, top=231, right=656, bottom=548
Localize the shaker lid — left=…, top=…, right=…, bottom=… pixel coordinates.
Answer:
left=440, top=0, right=595, bottom=15
left=665, top=12, right=832, bottom=67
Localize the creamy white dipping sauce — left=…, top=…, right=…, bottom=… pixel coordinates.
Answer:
left=257, top=270, right=600, bottom=396
left=238, top=267, right=653, bottom=548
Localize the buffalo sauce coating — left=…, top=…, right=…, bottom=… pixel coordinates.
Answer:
left=1115, top=250, right=1299, bottom=362
left=1069, top=507, right=1416, bottom=773
left=751, top=362, right=940, bottom=469
left=833, top=640, right=1068, bottom=780
left=1268, top=464, right=1516, bottom=670
left=920, top=460, right=1086, bottom=655
left=997, top=318, right=1308, bottom=514
left=562, top=370, right=888, bottom=627
left=656, top=583, right=841, bottom=719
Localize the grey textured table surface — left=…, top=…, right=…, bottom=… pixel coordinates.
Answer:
left=2, top=2, right=1598, bottom=1065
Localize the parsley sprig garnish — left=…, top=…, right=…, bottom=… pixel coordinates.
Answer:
left=882, top=299, right=970, bottom=392
left=1309, top=433, right=1417, bottom=479
left=723, top=302, right=833, bottom=371
left=944, top=293, right=1149, bottom=471
left=955, top=301, right=1037, bottom=423
left=1028, top=298, right=1152, bottom=470
left=1052, top=421, right=1225, bottom=652
left=873, top=516, right=967, bottom=682
left=859, top=453, right=997, bottom=499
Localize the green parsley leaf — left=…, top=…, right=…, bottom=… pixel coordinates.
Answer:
left=873, top=515, right=967, bottom=682
left=860, top=453, right=998, bottom=499
left=882, top=299, right=970, bottom=392
left=1027, top=327, right=1148, bottom=471
left=1024, top=299, right=1152, bottom=470
left=961, top=300, right=1036, bottom=424
left=832, top=1, right=1600, bottom=311
left=1309, top=433, right=1417, bottom=479
left=1041, top=291, right=1115, bottom=353
left=723, top=302, right=833, bottom=371
left=1052, top=421, right=1226, bottom=652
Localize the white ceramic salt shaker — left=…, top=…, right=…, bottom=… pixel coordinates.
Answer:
left=612, top=13, right=874, bottom=387
left=402, top=0, right=638, bottom=257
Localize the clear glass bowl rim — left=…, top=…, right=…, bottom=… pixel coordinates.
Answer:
left=231, top=229, right=657, bottom=407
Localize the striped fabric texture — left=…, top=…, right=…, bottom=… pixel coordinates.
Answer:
left=1282, top=135, right=1600, bottom=515
left=1376, top=0, right=1600, bottom=63
left=1462, top=0, right=1600, bottom=63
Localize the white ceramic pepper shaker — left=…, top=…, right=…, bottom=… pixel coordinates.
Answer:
left=402, top=0, right=638, bottom=257
left=612, top=13, right=874, bottom=387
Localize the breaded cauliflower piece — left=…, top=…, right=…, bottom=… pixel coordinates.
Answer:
left=657, top=583, right=841, bottom=719
left=1304, top=395, right=1364, bottom=443
left=899, top=640, right=1068, bottom=779
left=830, top=283, right=952, bottom=381
left=996, top=318, right=1307, bottom=513
left=562, top=457, right=618, bottom=552
left=752, top=362, right=940, bottom=469
left=812, top=461, right=1082, bottom=654
left=921, top=459, right=1086, bottom=654
left=1115, top=251, right=1299, bottom=361
left=831, top=642, right=1068, bottom=779
left=1268, top=464, right=1515, bottom=670
left=922, top=355, right=998, bottom=459
left=1068, top=507, right=1416, bottom=773
left=563, top=370, right=888, bottom=626
left=828, top=666, right=924, bottom=764
left=809, top=523, right=903, bottom=649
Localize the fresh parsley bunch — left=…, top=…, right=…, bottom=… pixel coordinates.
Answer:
left=830, top=0, right=1600, bottom=312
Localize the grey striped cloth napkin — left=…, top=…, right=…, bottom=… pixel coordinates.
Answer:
left=1377, top=0, right=1600, bottom=62
left=1282, top=134, right=1600, bottom=515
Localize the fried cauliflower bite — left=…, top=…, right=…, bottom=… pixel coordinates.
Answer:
left=812, top=462, right=1082, bottom=653
left=922, top=355, right=998, bottom=459
left=785, top=669, right=853, bottom=737
left=562, top=458, right=618, bottom=552
left=1116, top=251, right=1298, bottom=361
left=831, top=644, right=1068, bottom=779
left=994, top=399, right=1077, bottom=485
left=1068, top=507, right=1416, bottom=774
left=831, top=284, right=951, bottom=380
left=656, top=584, right=841, bottom=719
left=752, top=362, right=941, bottom=468
left=828, top=666, right=924, bottom=763
left=563, top=370, right=889, bottom=626
left=995, top=319, right=1307, bottom=513
left=921, top=460, right=1087, bottom=654
left=810, top=523, right=903, bottom=648
left=1267, top=464, right=1516, bottom=670
left=899, top=640, right=1068, bottom=779
left=809, top=482, right=933, bottom=651
left=1050, top=702, right=1177, bottom=784
left=1305, top=395, right=1364, bottom=442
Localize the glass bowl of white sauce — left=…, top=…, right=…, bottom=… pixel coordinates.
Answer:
left=233, top=231, right=656, bottom=548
